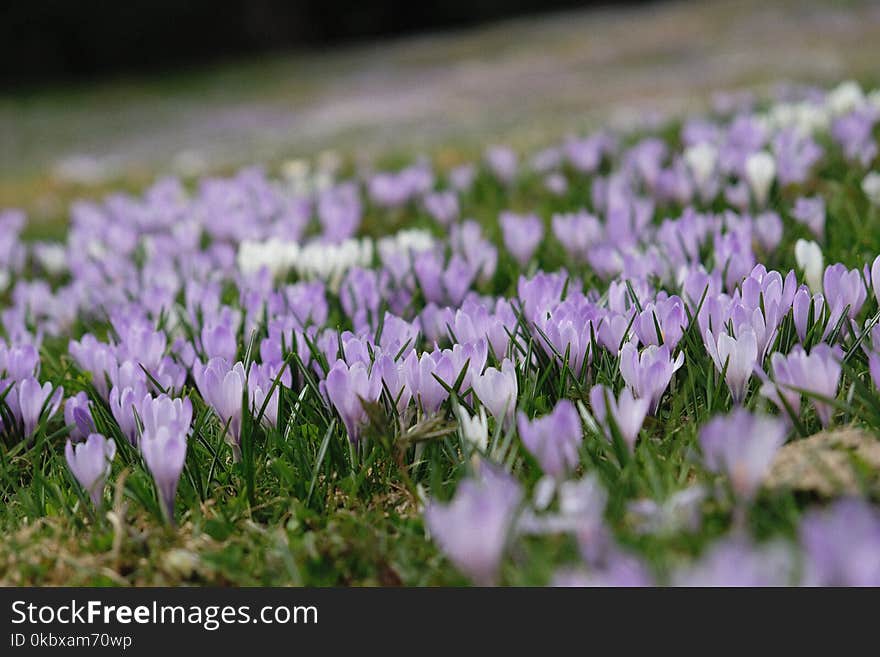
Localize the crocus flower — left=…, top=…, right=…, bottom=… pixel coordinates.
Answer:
left=791, top=286, right=825, bottom=343
left=517, top=399, right=582, bottom=478
left=424, top=465, right=522, bottom=585
left=744, top=151, right=776, bottom=206
left=792, top=196, right=825, bottom=240
left=800, top=499, right=880, bottom=587
left=140, top=402, right=190, bottom=523
left=765, top=344, right=841, bottom=426
left=863, top=171, right=880, bottom=205
left=65, top=433, right=116, bottom=509
left=618, top=343, right=684, bottom=413
left=17, top=377, right=63, bottom=438
left=795, top=239, right=824, bottom=293
left=704, top=327, right=758, bottom=403
left=192, top=358, right=246, bottom=451
left=471, top=359, right=518, bottom=428
left=324, top=359, right=380, bottom=442
left=499, top=212, right=544, bottom=266
left=672, top=537, right=794, bottom=586
left=699, top=409, right=786, bottom=500
left=1, top=343, right=39, bottom=381
left=823, top=263, right=867, bottom=322
left=64, top=391, right=95, bottom=442
left=485, top=146, right=518, bottom=184
left=589, top=384, right=649, bottom=452
left=454, top=403, right=488, bottom=453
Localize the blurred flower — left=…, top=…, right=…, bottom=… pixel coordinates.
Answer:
left=800, top=498, right=880, bottom=586
left=699, top=409, right=786, bottom=500
left=589, top=384, right=649, bottom=452
left=795, top=239, right=824, bottom=293
left=424, top=465, right=522, bottom=585
left=744, top=151, right=776, bottom=207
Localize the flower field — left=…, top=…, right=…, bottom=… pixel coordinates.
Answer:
left=2, top=80, right=880, bottom=586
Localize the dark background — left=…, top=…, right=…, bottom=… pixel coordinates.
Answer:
left=3, top=1, right=646, bottom=89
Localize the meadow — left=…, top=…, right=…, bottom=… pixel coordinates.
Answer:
left=1, top=79, right=880, bottom=586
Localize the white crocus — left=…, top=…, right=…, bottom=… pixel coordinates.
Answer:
left=704, top=328, right=758, bottom=404
left=862, top=172, right=880, bottom=206
left=826, top=80, right=865, bottom=116
left=744, top=151, right=776, bottom=207
left=684, top=142, right=718, bottom=196
left=237, top=238, right=300, bottom=277
left=795, top=239, right=824, bottom=293
left=454, top=403, right=488, bottom=453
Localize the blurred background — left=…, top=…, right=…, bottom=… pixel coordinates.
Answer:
left=2, top=0, right=880, bottom=229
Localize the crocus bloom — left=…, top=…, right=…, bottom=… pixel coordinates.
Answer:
left=699, top=409, right=787, bottom=500
left=192, top=358, right=246, bottom=449
left=863, top=172, right=880, bottom=205
left=471, top=359, right=518, bottom=428
left=17, top=377, right=63, bottom=438
left=618, top=343, right=684, bottom=413
left=792, top=196, right=825, bottom=240
left=65, top=433, right=116, bottom=508
left=800, top=499, right=880, bottom=586
left=454, top=404, right=488, bottom=453
left=704, top=327, right=758, bottom=403
left=517, top=399, right=582, bottom=478
left=485, top=146, right=518, bottom=184
left=140, top=400, right=190, bottom=522
left=791, top=286, right=825, bottom=343
left=744, top=151, right=776, bottom=206
left=672, top=537, right=794, bottom=587
left=499, top=212, right=544, bottom=266
left=589, top=384, right=650, bottom=452
left=424, top=465, right=522, bottom=585
left=324, top=359, right=380, bottom=442
left=767, top=344, right=841, bottom=426
left=64, top=391, right=95, bottom=442
left=823, top=263, right=867, bottom=322
left=795, top=239, right=824, bottom=293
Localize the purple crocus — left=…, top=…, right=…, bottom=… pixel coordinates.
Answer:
left=517, top=399, right=582, bottom=478
left=471, top=359, right=518, bottom=429
left=64, top=391, right=96, bottom=442
left=618, top=343, right=684, bottom=413
left=139, top=396, right=191, bottom=522
left=823, top=263, right=867, bottom=323
left=16, top=377, right=63, bottom=438
left=672, top=536, right=794, bottom=586
left=65, top=433, right=116, bottom=509
left=500, top=212, right=544, bottom=266
left=791, top=285, right=825, bottom=343
left=800, top=499, right=880, bottom=587
left=699, top=409, right=786, bottom=500
left=423, top=191, right=459, bottom=226
left=192, top=358, right=246, bottom=454
left=551, top=211, right=602, bottom=263
left=763, top=344, right=841, bottom=426
left=791, top=196, right=825, bottom=240
left=424, top=465, right=522, bottom=585
left=589, top=384, right=649, bottom=452
left=484, top=146, right=518, bottom=184
left=324, top=359, right=380, bottom=442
